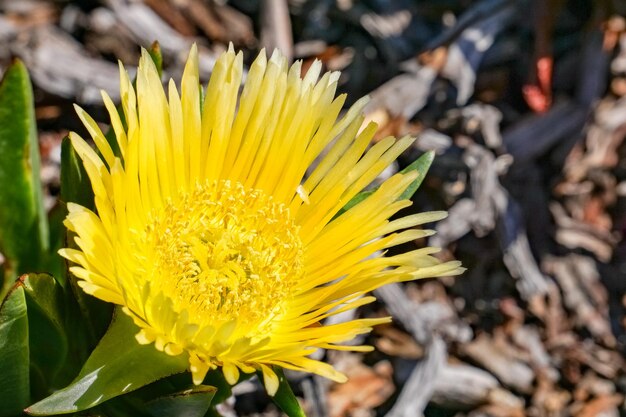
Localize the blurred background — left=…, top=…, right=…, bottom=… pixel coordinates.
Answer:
left=1, top=0, right=625, bottom=416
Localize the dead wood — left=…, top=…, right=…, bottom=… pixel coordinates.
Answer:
left=431, top=363, right=523, bottom=410
left=384, top=337, right=447, bottom=417
left=260, top=0, right=293, bottom=62
left=461, top=334, right=534, bottom=394
left=10, top=25, right=121, bottom=103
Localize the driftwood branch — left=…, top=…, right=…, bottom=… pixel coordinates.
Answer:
left=260, top=0, right=293, bottom=61
left=385, top=337, right=447, bottom=417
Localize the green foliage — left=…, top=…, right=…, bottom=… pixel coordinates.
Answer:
left=45, top=203, right=68, bottom=284
left=60, top=137, right=95, bottom=211
left=200, top=370, right=233, bottom=406
left=147, top=42, right=163, bottom=78
left=397, top=150, right=436, bottom=200
left=0, top=284, right=30, bottom=416
left=21, top=273, right=70, bottom=397
left=266, top=368, right=306, bottom=417
left=60, top=135, right=114, bottom=347
left=337, top=150, right=435, bottom=217
left=27, top=308, right=189, bottom=415
left=145, top=386, right=216, bottom=417
left=0, top=60, right=48, bottom=299
left=0, top=273, right=104, bottom=416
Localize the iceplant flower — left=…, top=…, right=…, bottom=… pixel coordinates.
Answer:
left=60, top=45, right=463, bottom=395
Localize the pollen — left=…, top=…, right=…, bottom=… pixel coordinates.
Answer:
left=144, top=180, right=303, bottom=335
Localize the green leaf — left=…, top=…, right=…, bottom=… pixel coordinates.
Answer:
left=396, top=150, right=435, bottom=201
left=45, top=203, right=68, bottom=284
left=21, top=273, right=71, bottom=396
left=197, top=368, right=256, bottom=407
left=0, top=283, right=30, bottom=416
left=26, top=308, right=189, bottom=415
left=60, top=136, right=95, bottom=210
left=145, top=385, right=216, bottom=417
left=147, top=41, right=163, bottom=78
left=0, top=59, right=48, bottom=299
left=97, top=398, right=152, bottom=417
left=263, top=368, right=305, bottom=417
left=200, top=370, right=232, bottom=406
left=60, top=135, right=113, bottom=348
left=336, top=150, right=435, bottom=218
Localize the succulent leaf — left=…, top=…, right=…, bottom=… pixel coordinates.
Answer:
left=26, top=308, right=188, bottom=415
left=0, top=60, right=48, bottom=299
left=0, top=283, right=30, bottom=416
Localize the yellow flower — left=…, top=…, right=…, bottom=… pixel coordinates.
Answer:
left=60, top=45, right=463, bottom=395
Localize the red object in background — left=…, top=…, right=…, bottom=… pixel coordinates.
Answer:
left=523, top=56, right=553, bottom=113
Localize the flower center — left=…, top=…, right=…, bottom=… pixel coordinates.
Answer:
left=144, top=180, right=303, bottom=334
